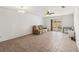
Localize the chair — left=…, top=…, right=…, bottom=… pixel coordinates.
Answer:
left=32, top=25, right=47, bottom=34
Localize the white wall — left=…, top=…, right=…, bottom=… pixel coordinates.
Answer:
left=43, top=14, right=74, bottom=30
left=0, top=8, right=43, bottom=42
left=62, top=14, right=74, bottom=27
left=74, top=7, right=79, bottom=49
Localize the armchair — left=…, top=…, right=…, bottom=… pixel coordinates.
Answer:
left=32, top=25, right=47, bottom=34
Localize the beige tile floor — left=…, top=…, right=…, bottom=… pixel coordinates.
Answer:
left=0, top=31, right=78, bottom=52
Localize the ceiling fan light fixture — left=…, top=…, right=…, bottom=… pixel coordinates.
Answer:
left=18, top=10, right=25, bottom=13
left=17, top=6, right=26, bottom=13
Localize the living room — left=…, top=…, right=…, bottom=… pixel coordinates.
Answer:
left=0, top=6, right=79, bottom=52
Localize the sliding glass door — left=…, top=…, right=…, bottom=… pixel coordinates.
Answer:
left=51, top=19, right=62, bottom=31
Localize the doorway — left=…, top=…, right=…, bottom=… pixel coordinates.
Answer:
left=51, top=19, right=62, bottom=32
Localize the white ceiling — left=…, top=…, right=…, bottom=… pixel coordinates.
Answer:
left=0, top=6, right=75, bottom=17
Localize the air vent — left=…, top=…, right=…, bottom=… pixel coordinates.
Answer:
left=61, top=6, right=66, bottom=8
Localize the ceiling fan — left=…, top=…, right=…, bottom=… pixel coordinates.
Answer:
left=17, top=6, right=26, bottom=13
left=45, top=6, right=66, bottom=15
left=46, top=10, right=55, bottom=15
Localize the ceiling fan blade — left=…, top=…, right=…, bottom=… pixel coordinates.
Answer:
left=46, top=11, right=55, bottom=15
